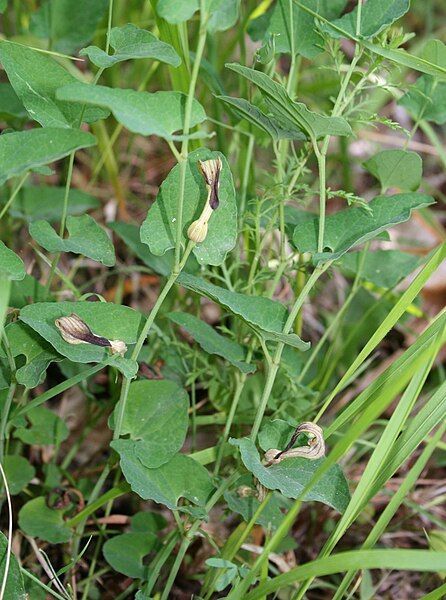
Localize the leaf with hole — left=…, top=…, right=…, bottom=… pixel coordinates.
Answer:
left=110, top=379, right=189, bottom=469
left=18, top=496, right=72, bottom=544
left=178, top=273, right=310, bottom=350
left=226, top=63, right=352, bottom=140
left=5, top=322, right=62, bottom=389
left=168, top=311, right=256, bottom=373
left=338, top=250, right=420, bottom=288
left=80, top=23, right=181, bottom=68
left=29, top=215, right=115, bottom=266
left=30, top=0, right=108, bottom=54
left=140, top=149, right=237, bottom=266
left=3, top=455, right=35, bottom=495
left=0, top=128, right=96, bottom=186
left=230, top=437, right=350, bottom=513
left=292, top=193, right=435, bottom=262
left=363, top=150, right=422, bottom=192
left=57, top=83, right=206, bottom=140
left=0, top=241, right=25, bottom=281
left=0, top=41, right=108, bottom=127
left=19, top=301, right=144, bottom=378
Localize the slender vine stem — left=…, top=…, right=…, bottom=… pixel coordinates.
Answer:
left=0, top=172, right=29, bottom=221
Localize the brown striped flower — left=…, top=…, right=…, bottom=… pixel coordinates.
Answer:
left=187, top=157, right=222, bottom=244
left=55, top=314, right=127, bottom=356
left=264, top=422, right=325, bottom=466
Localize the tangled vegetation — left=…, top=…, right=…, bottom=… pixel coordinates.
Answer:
left=0, top=0, right=445, bottom=598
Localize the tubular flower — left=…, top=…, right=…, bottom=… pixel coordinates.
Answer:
left=264, top=422, right=325, bottom=466
left=55, top=313, right=127, bottom=356
left=187, top=157, right=222, bottom=244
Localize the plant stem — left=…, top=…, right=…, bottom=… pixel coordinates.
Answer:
left=0, top=383, right=15, bottom=462
left=160, top=472, right=238, bottom=600
left=0, top=172, right=29, bottom=221
left=250, top=263, right=329, bottom=441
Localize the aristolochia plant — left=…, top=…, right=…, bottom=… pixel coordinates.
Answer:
left=0, top=0, right=445, bottom=598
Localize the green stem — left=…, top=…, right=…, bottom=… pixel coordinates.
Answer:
left=0, top=383, right=15, bottom=462
left=174, top=1, right=208, bottom=273
left=250, top=264, right=329, bottom=441
left=160, top=472, right=238, bottom=600
left=0, top=172, right=29, bottom=221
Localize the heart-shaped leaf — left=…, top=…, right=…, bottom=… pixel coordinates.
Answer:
left=111, top=379, right=189, bottom=469
left=103, top=532, right=157, bottom=579
left=118, top=450, right=214, bottom=509
left=14, top=406, right=68, bottom=446
left=81, top=23, right=180, bottom=68
left=9, top=185, right=100, bottom=223
left=399, top=75, right=446, bottom=125
left=5, top=322, right=62, bottom=388
left=363, top=150, right=422, bottom=192
left=140, top=149, right=237, bottom=266
left=0, top=241, right=25, bottom=281
left=0, top=41, right=107, bottom=127
left=178, top=273, right=310, bottom=350
left=230, top=437, right=350, bottom=513
left=226, top=63, right=352, bottom=140
left=57, top=83, right=206, bottom=140
left=292, top=193, right=435, bottom=262
left=30, top=215, right=115, bottom=266
left=0, top=128, right=96, bottom=186
left=323, top=0, right=410, bottom=39
left=3, top=455, right=36, bottom=495
left=30, top=0, right=108, bottom=54
left=19, top=496, right=72, bottom=544
left=338, top=250, right=420, bottom=288
left=168, top=311, right=256, bottom=373
left=19, top=301, right=144, bottom=378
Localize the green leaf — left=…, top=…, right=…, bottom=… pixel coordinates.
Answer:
left=80, top=23, right=180, bottom=68
left=208, top=0, right=240, bottom=33
left=399, top=75, right=446, bottom=125
left=130, top=511, right=167, bottom=533
left=0, top=128, right=96, bottom=186
left=19, top=301, right=143, bottom=378
left=103, top=532, right=157, bottom=579
left=140, top=148, right=237, bottom=266
left=224, top=476, right=291, bottom=530
left=292, top=193, right=435, bottom=262
left=14, top=406, right=68, bottom=446
left=0, top=241, right=25, bottom=281
left=168, top=311, right=255, bottom=373
left=19, top=496, right=72, bottom=544
left=226, top=63, right=352, bottom=140
left=118, top=450, right=214, bottom=509
left=0, top=0, right=7, bottom=13
left=0, top=532, right=27, bottom=599
left=156, top=0, right=198, bottom=23
left=338, top=250, right=419, bottom=288
left=363, top=150, right=422, bottom=192
left=5, top=322, right=62, bottom=388
left=3, top=455, right=36, bottom=495
left=10, top=274, right=49, bottom=309
left=29, top=215, right=116, bottom=266
left=0, top=41, right=107, bottom=127
left=217, top=95, right=306, bottom=141
left=110, top=379, right=189, bottom=469
left=230, top=437, right=350, bottom=513
left=258, top=419, right=298, bottom=452
left=178, top=273, right=309, bottom=350
left=109, top=221, right=172, bottom=276
left=30, top=0, right=108, bottom=54
left=261, top=0, right=347, bottom=58
left=8, top=185, right=100, bottom=223
left=323, top=0, right=410, bottom=39
left=56, top=83, right=206, bottom=140
left=0, top=83, right=27, bottom=121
